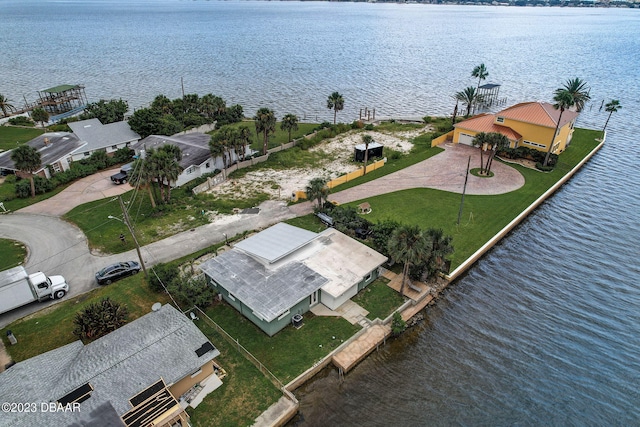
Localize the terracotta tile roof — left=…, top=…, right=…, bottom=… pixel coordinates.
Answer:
left=455, top=113, right=522, bottom=141
left=497, top=101, right=579, bottom=128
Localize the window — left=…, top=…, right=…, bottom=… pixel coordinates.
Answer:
left=83, top=152, right=90, bottom=156
left=523, top=140, right=546, bottom=149
left=111, top=145, right=118, bottom=150
left=496, top=116, right=504, bottom=123
left=228, top=293, right=235, bottom=301
left=205, top=162, right=210, bottom=168
left=190, top=369, right=202, bottom=378
left=364, top=272, right=372, bottom=282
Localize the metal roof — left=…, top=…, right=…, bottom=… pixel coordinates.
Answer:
left=39, top=84, right=80, bottom=93
left=200, top=250, right=328, bottom=322
left=234, top=222, right=318, bottom=263
left=354, top=141, right=384, bottom=151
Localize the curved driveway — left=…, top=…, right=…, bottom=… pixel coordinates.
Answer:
left=291, top=143, right=525, bottom=215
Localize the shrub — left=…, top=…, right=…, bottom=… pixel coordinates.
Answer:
left=3, top=174, right=17, bottom=184
left=391, top=311, right=406, bottom=336
left=384, top=147, right=403, bottom=160
left=422, top=116, right=432, bottom=124
left=149, top=262, right=180, bottom=293
left=8, top=116, right=33, bottom=126
left=112, top=147, right=134, bottom=164
left=72, top=297, right=129, bottom=341
left=15, top=176, right=54, bottom=198
left=364, top=124, right=375, bottom=131
left=535, top=162, right=555, bottom=171
left=167, top=275, right=217, bottom=309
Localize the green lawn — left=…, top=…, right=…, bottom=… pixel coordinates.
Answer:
left=352, top=277, right=404, bottom=320
left=205, top=302, right=360, bottom=383
left=0, top=126, right=44, bottom=152
left=285, top=215, right=328, bottom=233
left=63, top=187, right=269, bottom=254
left=188, top=320, right=282, bottom=427
left=344, top=128, right=601, bottom=269
left=0, top=238, right=27, bottom=270
left=211, top=120, right=318, bottom=152
left=0, top=275, right=171, bottom=362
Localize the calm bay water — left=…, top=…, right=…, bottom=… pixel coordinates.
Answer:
left=1, top=1, right=639, bottom=425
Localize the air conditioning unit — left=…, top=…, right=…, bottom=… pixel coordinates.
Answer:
left=292, top=314, right=303, bottom=329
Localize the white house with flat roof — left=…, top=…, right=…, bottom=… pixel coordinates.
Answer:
left=199, top=223, right=387, bottom=336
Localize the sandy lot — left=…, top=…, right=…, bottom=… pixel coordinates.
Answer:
left=207, top=125, right=432, bottom=201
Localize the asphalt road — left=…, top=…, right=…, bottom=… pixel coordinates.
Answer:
left=0, top=200, right=296, bottom=328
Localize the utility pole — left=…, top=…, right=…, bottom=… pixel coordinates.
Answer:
left=118, top=195, right=148, bottom=278
left=457, top=156, right=471, bottom=225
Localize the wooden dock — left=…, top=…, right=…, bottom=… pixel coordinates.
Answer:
left=332, top=324, right=391, bottom=374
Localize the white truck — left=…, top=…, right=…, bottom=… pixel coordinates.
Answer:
left=0, top=266, right=69, bottom=315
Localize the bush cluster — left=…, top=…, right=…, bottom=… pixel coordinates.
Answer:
left=149, top=262, right=217, bottom=309
left=7, top=116, right=34, bottom=126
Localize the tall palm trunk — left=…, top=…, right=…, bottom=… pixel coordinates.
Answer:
left=146, top=184, right=156, bottom=208
left=400, top=261, right=410, bottom=297
left=544, top=108, right=564, bottom=167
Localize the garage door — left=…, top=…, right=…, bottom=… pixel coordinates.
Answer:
left=458, top=133, right=475, bottom=146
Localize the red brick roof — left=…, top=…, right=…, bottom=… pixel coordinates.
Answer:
left=455, top=113, right=522, bottom=141
left=497, top=101, right=579, bottom=128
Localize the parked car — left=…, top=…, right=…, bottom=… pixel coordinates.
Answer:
left=95, top=261, right=141, bottom=285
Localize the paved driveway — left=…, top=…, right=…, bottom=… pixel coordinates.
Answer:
left=290, top=143, right=525, bottom=216
left=17, top=166, right=132, bottom=216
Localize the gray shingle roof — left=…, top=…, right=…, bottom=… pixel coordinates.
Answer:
left=200, top=250, right=328, bottom=322
left=68, top=118, right=140, bottom=153
left=0, top=132, right=85, bottom=172
left=0, top=304, right=219, bottom=427
left=131, top=133, right=212, bottom=169
left=234, top=222, right=318, bottom=263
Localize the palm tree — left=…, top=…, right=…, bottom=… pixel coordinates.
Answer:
left=212, top=126, right=236, bottom=169
left=306, top=177, right=329, bottom=209
left=280, top=113, right=299, bottom=143
left=561, top=78, right=591, bottom=112
left=471, top=63, right=489, bottom=91
left=471, top=132, right=489, bottom=175
left=254, top=108, right=276, bottom=155
left=455, top=87, right=482, bottom=117
left=387, top=225, right=431, bottom=296
left=361, top=134, right=373, bottom=175
left=425, top=228, right=454, bottom=278
left=602, top=99, right=621, bottom=133
left=543, top=89, right=575, bottom=167
left=154, top=145, right=183, bottom=202
left=327, top=92, right=344, bottom=125
left=11, top=145, right=41, bottom=198
left=484, top=132, right=510, bottom=175
left=0, top=94, right=16, bottom=117
left=236, top=125, right=252, bottom=161
left=471, top=63, right=488, bottom=114
left=209, top=136, right=226, bottom=176
left=201, top=93, right=226, bottom=120
left=31, top=107, right=49, bottom=128
left=128, top=156, right=157, bottom=208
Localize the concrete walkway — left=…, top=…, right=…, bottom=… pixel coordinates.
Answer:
left=289, top=143, right=525, bottom=216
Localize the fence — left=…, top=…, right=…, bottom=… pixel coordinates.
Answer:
left=431, top=130, right=454, bottom=147
left=193, top=306, right=286, bottom=391
left=292, top=158, right=386, bottom=201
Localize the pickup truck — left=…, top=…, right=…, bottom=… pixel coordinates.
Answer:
left=110, top=162, right=133, bottom=184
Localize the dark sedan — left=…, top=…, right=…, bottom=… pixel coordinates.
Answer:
left=95, top=261, right=141, bottom=285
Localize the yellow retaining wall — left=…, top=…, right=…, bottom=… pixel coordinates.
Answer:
left=431, top=130, right=454, bottom=147
left=293, top=159, right=386, bottom=202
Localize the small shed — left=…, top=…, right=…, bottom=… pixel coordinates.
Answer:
left=354, top=142, right=384, bottom=162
